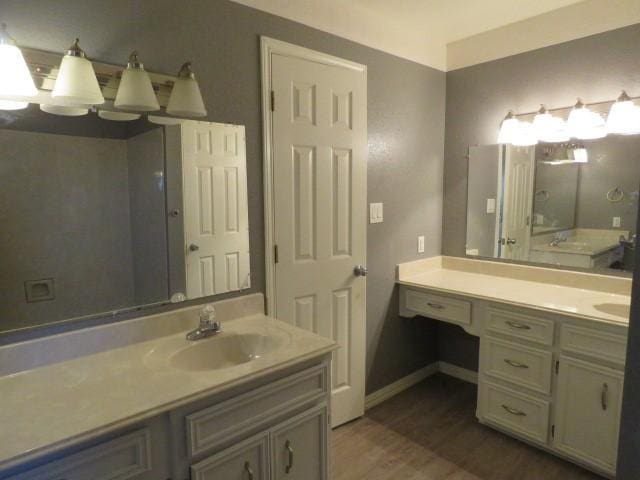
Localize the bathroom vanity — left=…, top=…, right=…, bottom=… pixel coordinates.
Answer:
left=0, top=294, right=335, bottom=480
left=397, top=256, right=630, bottom=478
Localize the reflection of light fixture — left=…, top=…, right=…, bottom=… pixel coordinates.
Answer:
left=52, top=38, right=104, bottom=106
left=607, top=91, right=640, bottom=135
left=98, top=110, right=141, bottom=121
left=40, top=103, right=88, bottom=116
left=541, top=143, right=588, bottom=165
left=148, top=114, right=186, bottom=125
left=0, top=23, right=37, bottom=110
left=497, top=111, right=518, bottom=144
left=166, top=62, right=206, bottom=117
left=512, top=121, right=538, bottom=146
left=533, top=105, right=569, bottom=142
left=114, top=51, right=159, bottom=112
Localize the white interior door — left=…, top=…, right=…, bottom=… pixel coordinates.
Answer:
left=182, top=121, right=250, bottom=298
left=269, top=48, right=367, bottom=427
left=501, top=145, right=534, bottom=260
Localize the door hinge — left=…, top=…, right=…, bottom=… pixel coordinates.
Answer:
left=551, top=424, right=555, bottom=438
left=555, top=360, right=559, bottom=374
left=270, top=90, right=275, bottom=111
left=274, top=244, right=279, bottom=264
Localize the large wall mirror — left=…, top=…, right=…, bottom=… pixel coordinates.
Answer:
left=0, top=106, right=250, bottom=334
left=466, top=135, right=639, bottom=273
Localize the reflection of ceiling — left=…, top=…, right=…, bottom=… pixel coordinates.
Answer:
left=231, top=0, right=640, bottom=71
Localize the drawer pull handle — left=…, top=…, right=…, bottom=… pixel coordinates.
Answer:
left=427, top=302, right=445, bottom=310
left=244, top=461, right=254, bottom=480
left=506, top=320, right=531, bottom=330
left=504, top=359, right=529, bottom=369
left=602, top=383, right=608, bottom=411
left=502, top=404, right=527, bottom=416
left=285, top=440, right=294, bottom=474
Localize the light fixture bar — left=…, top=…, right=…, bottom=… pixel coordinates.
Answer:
left=510, top=95, right=640, bottom=121
left=19, top=47, right=176, bottom=107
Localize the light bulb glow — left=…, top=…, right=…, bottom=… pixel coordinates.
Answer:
left=0, top=44, right=37, bottom=100
left=511, top=121, right=538, bottom=147
left=497, top=115, right=519, bottom=144
left=0, top=99, right=28, bottom=110
left=607, top=99, right=640, bottom=135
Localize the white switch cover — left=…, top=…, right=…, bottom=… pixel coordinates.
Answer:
left=370, top=203, right=383, bottom=224
left=486, top=198, right=496, bottom=214
left=613, top=217, right=621, bottom=227
left=418, top=235, right=425, bottom=253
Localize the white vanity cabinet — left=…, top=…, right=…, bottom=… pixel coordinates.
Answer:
left=399, top=283, right=627, bottom=478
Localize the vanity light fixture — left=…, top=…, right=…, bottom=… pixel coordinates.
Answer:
left=51, top=38, right=104, bottom=106
left=533, top=105, right=569, bottom=142
left=40, top=103, right=88, bottom=116
left=114, top=51, right=159, bottom=112
left=98, top=110, right=141, bottom=121
left=567, top=99, right=606, bottom=140
left=166, top=62, right=207, bottom=117
left=511, top=120, right=538, bottom=146
left=497, top=111, right=518, bottom=144
left=607, top=91, right=640, bottom=135
left=0, top=23, right=37, bottom=110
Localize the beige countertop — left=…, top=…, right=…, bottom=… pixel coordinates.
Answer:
left=0, top=311, right=336, bottom=470
left=397, top=256, right=631, bottom=326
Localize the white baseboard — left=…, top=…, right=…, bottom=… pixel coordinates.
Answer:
left=365, top=362, right=439, bottom=410
left=438, top=361, right=478, bottom=384
left=364, top=361, right=479, bottom=411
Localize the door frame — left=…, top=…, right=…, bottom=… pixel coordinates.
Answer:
left=260, top=36, right=367, bottom=315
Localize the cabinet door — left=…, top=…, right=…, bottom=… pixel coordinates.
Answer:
left=190, top=432, right=269, bottom=480
left=271, top=405, right=328, bottom=480
left=554, top=356, right=623, bottom=474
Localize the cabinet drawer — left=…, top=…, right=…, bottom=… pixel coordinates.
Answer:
left=483, top=336, right=553, bottom=394
left=186, top=364, right=328, bottom=457
left=486, top=307, right=554, bottom=345
left=561, top=324, right=627, bottom=366
left=191, top=432, right=269, bottom=480
left=9, top=429, right=152, bottom=480
left=404, top=290, right=471, bottom=326
left=480, top=382, right=550, bottom=444
left=271, top=404, right=328, bottom=480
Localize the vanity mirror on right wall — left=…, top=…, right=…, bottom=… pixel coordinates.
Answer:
left=466, top=133, right=640, bottom=273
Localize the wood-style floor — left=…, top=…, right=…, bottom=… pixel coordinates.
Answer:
left=332, top=374, right=602, bottom=480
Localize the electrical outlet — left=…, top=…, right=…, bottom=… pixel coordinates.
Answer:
left=418, top=235, right=425, bottom=253
left=613, top=217, right=621, bottom=228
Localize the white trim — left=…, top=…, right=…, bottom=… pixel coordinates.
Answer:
left=260, top=36, right=366, bottom=316
left=364, top=362, right=439, bottom=410
left=438, top=361, right=479, bottom=384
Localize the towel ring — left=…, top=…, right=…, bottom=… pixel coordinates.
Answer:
left=535, top=190, right=550, bottom=202
left=607, top=187, right=624, bottom=203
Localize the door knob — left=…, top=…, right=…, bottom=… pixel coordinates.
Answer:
left=188, top=243, right=200, bottom=252
left=506, top=238, right=517, bottom=245
left=354, top=265, right=368, bottom=277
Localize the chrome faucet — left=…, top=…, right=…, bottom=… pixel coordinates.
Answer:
left=186, top=304, right=221, bottom=341
left=549, top=234, right=567, bottom=247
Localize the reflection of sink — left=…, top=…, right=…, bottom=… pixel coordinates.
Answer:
left=594, top=302, right=630, bottom=319
left=144, top=331, right=288, bottom=372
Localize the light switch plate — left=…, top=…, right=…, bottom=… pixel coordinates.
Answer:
left=486, top=198, right=496, bottom=214
left=418, top=235, right=425, bottom=253
left=613, top=217, right=621, bottom=227
left=370, top=203, right=383, bottom=223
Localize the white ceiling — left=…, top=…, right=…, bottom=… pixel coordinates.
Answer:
left=231, top=0, right=639, bottom=71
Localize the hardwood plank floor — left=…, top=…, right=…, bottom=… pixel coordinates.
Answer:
left=332, top=374, right=603, bottom=480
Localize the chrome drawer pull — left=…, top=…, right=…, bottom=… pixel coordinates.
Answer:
left=426, top=302, right=445, bottom=310
left=602, top=383, right=608, bottom=411
left=506, top=320, right=531, bottom=330
left=504, top=359, right=529, bottom=369
left=285, top=440, right=294, bottom=474
left=244, top=461, right=254, bottom=480
left=502, top=404, right=527, bottom=416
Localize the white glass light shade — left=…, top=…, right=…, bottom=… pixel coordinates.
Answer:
left=114, top=63, right=159, bottom=111
left=52, top=50, right=104, bottom=106
left=166, top=62, right=206, bottom=117
left=541, top=117, right=570, bottom=143
left=532, top=111, right=553, bottom=137
left=0, top=99, right=28, bottom=110
left=40, top=103, right=88, bottom=116
left=497, top=114, right=519, bottom=144
left=98, top=110, right=141, bottom=121
left=578, top=112, right=606, bottom=140
left=511, top=121, right=538, bottom=147
left=607, top=97, right=640, bottom=135
left=0, top=44, right=37, bottom=100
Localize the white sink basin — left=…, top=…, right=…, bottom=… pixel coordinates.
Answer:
left=555, top=241, right=590, bottom=252
left=144, top=329, right=289, bottom=372
left=593, top=302, right=630, bottom=319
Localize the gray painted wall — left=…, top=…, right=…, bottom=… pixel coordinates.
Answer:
left=0, top=130, right=135, bottom=330
left=1, top=0, right=445, bottom=393
left=442, top=24, right=640, bottom=371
